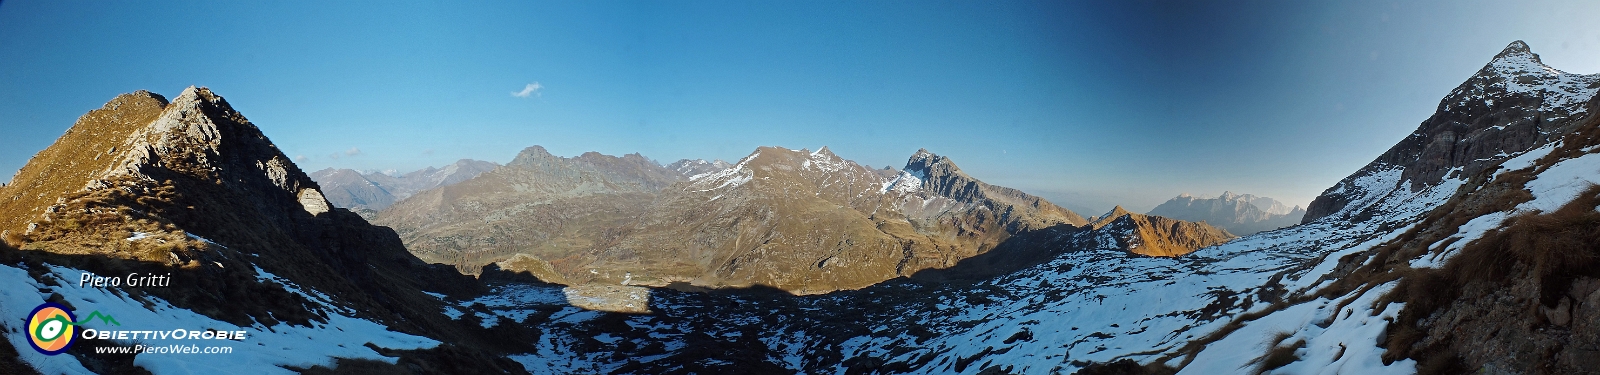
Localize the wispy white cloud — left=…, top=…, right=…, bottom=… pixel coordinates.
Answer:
left=512, top=82, right=543, bottom=98
left=345, top=147, right=363, bottom=156
left=294, top=155, right=308, bottom=163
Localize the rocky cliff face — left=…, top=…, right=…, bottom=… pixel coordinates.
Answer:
left=310, top=159, right=498, bottom=213
left=1305, top=41, right=1599, bottom=223
left=1149, top=192, right=1304, bottom=235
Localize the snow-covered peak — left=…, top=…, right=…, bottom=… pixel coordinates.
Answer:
left=1486, top=40, right=1544, bottom=73
left=1443, top=41, right=1599, bottom=116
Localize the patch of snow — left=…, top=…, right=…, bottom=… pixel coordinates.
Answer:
left=1514, top=151, right=1600, bottom=214
left=1497, top=141, right=1562, bottom=176
left=185, top=233, right=224, bottom=248
left=879, top=170, right=925, bottom=194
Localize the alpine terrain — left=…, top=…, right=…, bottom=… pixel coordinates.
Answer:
left=376, top=145, right=1235, bottom=294
left=1, top=40, right=1597, bottom=375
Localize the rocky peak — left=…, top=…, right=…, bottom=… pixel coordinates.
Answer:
left=1090, top=205, right=1133, bottom=228
left=904, top=148, right=962, bottom=176
left=901, top=149, right=981, bottom=200
left=1305, top=41, right=1600, bottom=223
left=87, top=86, right=330, bottom=216
left=508, top=145, right=558, bottom=168
left=1487, top=40, right=1539, bottom=69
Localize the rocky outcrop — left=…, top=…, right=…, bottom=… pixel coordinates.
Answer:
left=1305, top=41, right=1599, bottom=223
left=1085, top=206, right=1236, bottom=257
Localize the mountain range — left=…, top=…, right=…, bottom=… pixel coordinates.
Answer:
left=1147, top=191, right=1305, bottom=235
left=375, top=144, right=1232, bottom=293
left=2, top=40, right=1597, bottom=374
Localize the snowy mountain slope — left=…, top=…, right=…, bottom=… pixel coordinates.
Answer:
left=1305, top=41, right=1599, bottom=223
left=448, top=177, right=1449, bottom=373
left=0, top=261, right=439, bottom=375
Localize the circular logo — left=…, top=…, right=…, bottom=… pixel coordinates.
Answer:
left=26, top=303, right=76, bottom=355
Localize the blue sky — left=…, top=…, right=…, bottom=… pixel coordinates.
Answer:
left=3, top=1, right=1599, bottom=213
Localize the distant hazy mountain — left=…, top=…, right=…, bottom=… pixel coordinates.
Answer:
left=309, top=159, right=498, bottom=213
left=1146, top=191, right=1305, bottom=235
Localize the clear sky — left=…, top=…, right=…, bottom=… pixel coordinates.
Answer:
left=3, top=1, right=1599, bottom=214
